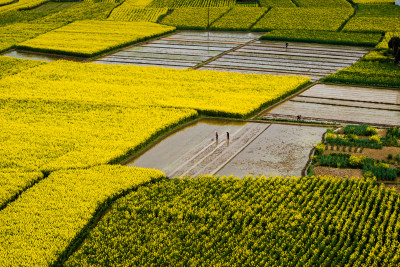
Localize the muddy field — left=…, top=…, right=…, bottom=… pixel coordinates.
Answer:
left=127, top=120, right=326, bottom=178
left=263, top=84, right=400, bottom=126
left=94, top=31, right=262, bottom=68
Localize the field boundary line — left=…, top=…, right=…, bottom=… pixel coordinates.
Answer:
left=191, top=38, right=259, bottom=70
left=248, top=7, right=270, bottom=31
left=252, top=81, right=317, bottom=119
left=321, top=81, right=400, bottom=90
left=290, top=99, right=400, bottom=112
left=296, top=95, right=400, bottom=106
left=337, top=0, right=357, bottom=32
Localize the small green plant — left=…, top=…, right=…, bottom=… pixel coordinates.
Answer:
left=396, top=154, right=400, bottom=162
left=388, top=154, right=393, bottom=160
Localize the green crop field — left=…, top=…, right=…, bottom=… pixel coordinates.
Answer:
left=252, top=8, right=353, bottom=31
left=66, top=176, right=400, bottom=266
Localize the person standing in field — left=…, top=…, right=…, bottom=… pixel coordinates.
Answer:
left=216, top=132, right=218, bottom=141
left=226, top=132, right=229, bottom=140
left=286, top=42, right=288, bottom=49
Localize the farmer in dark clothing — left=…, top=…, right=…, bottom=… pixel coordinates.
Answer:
left=286, top=42, right=288, bottom=49
left=216, top=132, right=218, bottom=141
left=226, top=132, right=230, bottom=140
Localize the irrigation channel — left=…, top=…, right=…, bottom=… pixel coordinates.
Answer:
left=262, top=84, right=400, bottom=127
left=127, top=119, right=326, bottom=178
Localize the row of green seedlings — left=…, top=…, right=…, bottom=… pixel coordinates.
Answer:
left=318, top=153, right=398, bottom=181
left=325, top=136, right=383, bottom=149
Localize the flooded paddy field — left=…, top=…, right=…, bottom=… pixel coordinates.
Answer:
left=127, top=119, right=325, bottom=178
left=200, top=41, right=370, bottom=81
left=263, top=84, right=400, bottom=126
left=94, top=31, right=262, bottom=68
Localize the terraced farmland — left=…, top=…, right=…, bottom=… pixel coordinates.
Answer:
left=263, top=84, right=400, bottom=126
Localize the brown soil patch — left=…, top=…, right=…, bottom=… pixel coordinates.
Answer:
left=314, top=166, right=363, bottom=179
left=324, top=145, right=400, bottom=162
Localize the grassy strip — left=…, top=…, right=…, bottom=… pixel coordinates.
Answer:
left=260, top=30, right=381, bottom=46
left=0, top=165, right=165, bottom=266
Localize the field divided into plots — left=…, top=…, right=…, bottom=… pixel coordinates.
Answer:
left=263, top=84, right=400, bottom=126
left=200, top=40, right=370, bottom=81
left=96, top=31, right=369, bottom=80
left=95, top=31, right=262, bottom=69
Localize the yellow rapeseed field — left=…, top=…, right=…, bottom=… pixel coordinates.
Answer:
left=0, top=99, right=197, bottom=173
left=0, top=60, right=310, bottom=117
left=0, top=165, right=165, bottom=266
left=18, top=20, right=176, bottom=57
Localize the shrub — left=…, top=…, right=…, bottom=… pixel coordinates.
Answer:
left=349, top=155, right=363, bottom=168
left=314, top=142, right=325, bottom=155
left=388, top=154, right=393, bottom=160
left=369, top=135, right=381, bottom=144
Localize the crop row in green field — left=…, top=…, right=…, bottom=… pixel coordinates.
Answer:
left=149, top=0, right=235, bottom=8
left=0, top=165, right=164, bottom=266
left=260, top=30, right=382, bottom=47
left=252, top=7, right=353, bottom=31
left=210, top=7, right=267, bottom=31
left=108, top=7, right=168, bottom=22
left=161, top=7, right=230, bottom=30
left=17, top=20, right=175, bottom=57
left=66, top=176, right=400, bottom=266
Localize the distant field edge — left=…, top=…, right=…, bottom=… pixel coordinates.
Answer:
left=260, top=30, right=382, bottom=47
